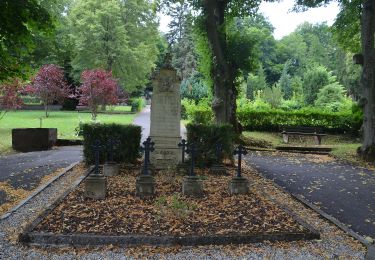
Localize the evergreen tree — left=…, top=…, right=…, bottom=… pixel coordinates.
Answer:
left=279, top=60, right=292, bottom=100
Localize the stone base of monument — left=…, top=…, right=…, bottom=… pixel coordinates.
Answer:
left=176, top=162, right=189, bottom=175
left=229, top=176, right=249, bottom=195
left=209, top=164, right=227, bottom=175
left=103, top=162, right=119, bottom=176
left=182, top=176, right=204, bottom=197
left=84, top=174, right=107, bottom=199
left=136, top=175, right=155, bottom=198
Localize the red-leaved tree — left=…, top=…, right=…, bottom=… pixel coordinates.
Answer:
left=0, top=79, right=24, bottom=120
left=27, top=64, right=70, bottom=117
left=79, top=69, right=118, bottom=120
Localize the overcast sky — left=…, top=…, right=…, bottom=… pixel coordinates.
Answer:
left=158, top=0, right=340, bottom=40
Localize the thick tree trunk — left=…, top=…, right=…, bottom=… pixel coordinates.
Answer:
left=359, top=0, right=375, bottom=161
left=203, top=0, right=238, bottom=130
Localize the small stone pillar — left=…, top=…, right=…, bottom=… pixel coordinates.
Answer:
left=182, top=143, right=204, bottom=197
left=182, top=176, right=203, bottom=197
left=85, top=140, right=107, bottom=199
left=136, top=175, right=155, bottom=198
left=136, top=137, right=156, bottom=198
left=85, top=171, right=107, bottom=199
left=229, top=176, right=249, bottom=194
left=230, top=145, right=249, bottom=195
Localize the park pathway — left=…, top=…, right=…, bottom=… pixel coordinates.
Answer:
left=0, top=146, right=82, bottom=205
left=132, top=105, right=186, bottom=143
left=244, top=151, right=375, bottom=239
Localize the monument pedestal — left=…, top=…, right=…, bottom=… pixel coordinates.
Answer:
left=103, top=162, right=119, bottom=176
left=182, top=176, right=204, bottom=197
left=136, top=175, right=155, bottom=198
left=150, top=136, right=181, bottom=169
left=229, top=177, right=249, bottom=195
left=209, top=164, right=227, bottom=175
left=84, top=174, right=106, bottom=199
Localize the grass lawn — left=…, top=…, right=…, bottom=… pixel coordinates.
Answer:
left=243, top=131, right=363, bottom=164
left=0, top=110, right=136, bottom=155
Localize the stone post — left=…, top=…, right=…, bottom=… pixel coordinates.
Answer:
left=85, top=140, right=106, bottom=199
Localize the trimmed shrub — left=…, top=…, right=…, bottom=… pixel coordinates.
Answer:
left=237, top=107, right=362, bottom=134
left=78, top=123, right=141, bottom=164
left=130, top=98, right=145, bottom=112
left=62, top=98, right=79, bottom=111
left=186, top=123, right=236, bottom=166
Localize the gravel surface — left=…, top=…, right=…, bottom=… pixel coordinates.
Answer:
left=0, top=163, right=367, bottom=259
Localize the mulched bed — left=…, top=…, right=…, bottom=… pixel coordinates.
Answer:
left=33, top=165, right=310, bottom=237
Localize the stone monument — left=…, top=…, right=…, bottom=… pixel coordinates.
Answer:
left=149, top=53, right=181, bottom=169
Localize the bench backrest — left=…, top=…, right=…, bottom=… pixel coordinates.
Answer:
left=283, top=126, right=324, bottom=133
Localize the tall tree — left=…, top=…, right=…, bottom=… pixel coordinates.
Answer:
left=0, top=0, right=53, bottom=81
left=279, top=60, right=293, bottom=99
left=69, top=0, right=159, bottom=92
left=295, top=0, right=375, bottom=161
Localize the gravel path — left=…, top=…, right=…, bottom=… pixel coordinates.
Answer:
left=0, top=163, right=367, bottom=259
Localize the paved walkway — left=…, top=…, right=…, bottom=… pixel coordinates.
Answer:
left=245, top=151, right=375, bottom=239
left=0, top=146, right=82, bottom=204
left=132, top=105, right=186, bottom=142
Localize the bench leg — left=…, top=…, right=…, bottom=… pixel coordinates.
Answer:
left=282, top=134, right=289, bottom=144
left=314, top=135, right=322, bottom=145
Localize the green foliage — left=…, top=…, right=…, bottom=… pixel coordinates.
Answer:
left=315, top=82, right=346, bottom=110
left=186, top=123, right=235, bottom=166
left=246, top=66, right=267, bottom=100
left=180, top=72, right=209, bottom=102
left=182, top=98, right=213, bottom=124
left=0, top=0, right=53, bottom=81
left=237, top=107, right=362, bottom=134
left=226, top=18, right=261, bottom=78
left=279, top=60, right=292, bottom=99
left=68, top=0, right=159, bottom=92
left=129, top=98, right=145, bottom=112
left=194, top=28, right=214, bottom=91
left=303, top=65, right=330, bottom=105
left=78, top=123, right=141, bottom=164
left=262, top=85, right=283, bottom=108
left=62, top=98, right=79, bottom=111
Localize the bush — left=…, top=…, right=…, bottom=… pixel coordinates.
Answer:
left=186, top=123, right=236, bottom=166
left=182, top=98, right=213, bottom=124
left=237, top=106, right=362, bottom=134
left=78, top=123, right=141, bottom=164
left=62, top=98, right=79, bottom=111
left=130, top=97, right=145, bottom=112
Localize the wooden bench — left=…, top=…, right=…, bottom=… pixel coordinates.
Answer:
left=281, top=126, right=326, bottom=145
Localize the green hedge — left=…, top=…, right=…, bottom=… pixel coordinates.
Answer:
left=237, top=108, right=362, bottom=134
left=79, top=123, right=141, bottom=164
left=130, top=98, right=145, bottom=112
left=186, top=123, right=235, bottom=166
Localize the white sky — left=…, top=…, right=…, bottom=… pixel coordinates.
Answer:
left=158, top=0, right=340, bottom=40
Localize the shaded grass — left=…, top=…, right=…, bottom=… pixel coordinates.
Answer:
left=0, top=110, right=136, bottom=155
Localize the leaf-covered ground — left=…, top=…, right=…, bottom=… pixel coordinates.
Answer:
left=35, top=166, right=307, bottom=236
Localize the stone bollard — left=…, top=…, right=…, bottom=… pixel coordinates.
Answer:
left=229, top=145, right=249, bottom=195
left=182, top=143, right=204, bottom=197
left=136, top=175, right=155, bottom=198
left=182, top=175, right=203, bottom=197
left=85, top=169, right=107, bottom=199
left=103, top=162, right=119, bottom=176
left=84, top=140, right=107, bottom=199
left=136, top=137, right=156, bottom=198
left=229, top=176, right=249, bottom=195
